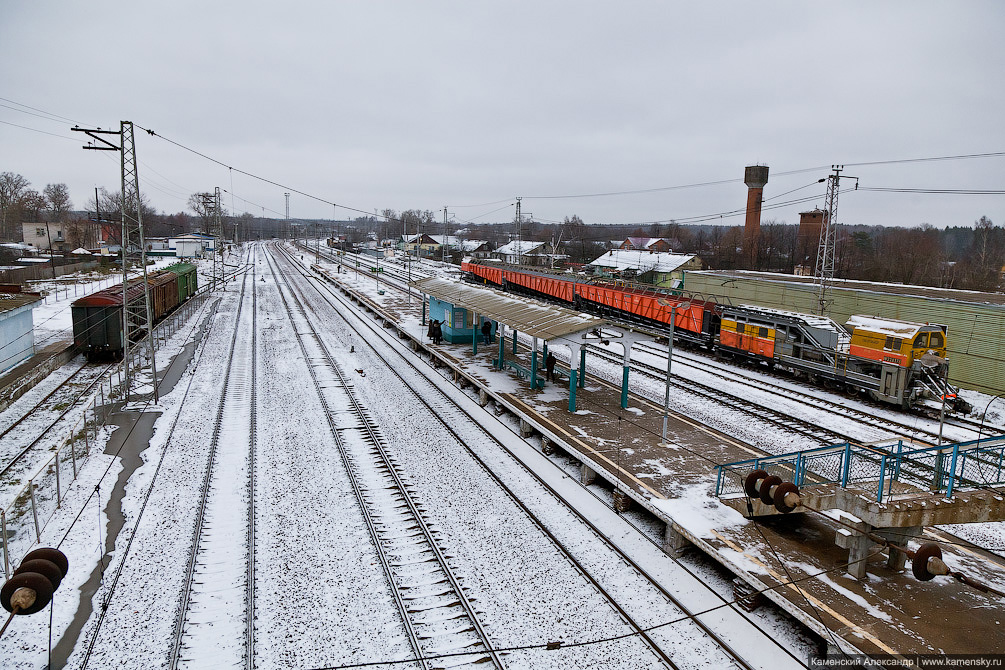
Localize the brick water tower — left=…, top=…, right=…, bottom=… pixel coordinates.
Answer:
left=743, top=165, right=769, bottom=268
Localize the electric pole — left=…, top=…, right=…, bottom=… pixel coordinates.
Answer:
left=814, top=165, right=858, bottom=315
left=213, top=186, right=223, bottom=290
left=284, top=193, right=290, bottom=240
left=72, top=121, right=160, bottom=402
left=515, top=197, right=522, bottom=265
left=443, top=207, right=448, bottom=263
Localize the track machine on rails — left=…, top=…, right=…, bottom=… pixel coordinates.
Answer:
left=462, top=260, right=969, bottom=414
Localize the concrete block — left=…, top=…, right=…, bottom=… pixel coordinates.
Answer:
left=663, top=523, right=692, bottom=556
left=581, top=464, right=597, bottom=486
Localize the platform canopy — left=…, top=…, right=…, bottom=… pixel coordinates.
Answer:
left=410, top=276, right=607, bottom=342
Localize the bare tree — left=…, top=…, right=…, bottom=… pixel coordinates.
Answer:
left=19, top=189, right=46, bottom=227
left=87, top=187, right=158, bottom=247
left=187, top=192, right=223, bottom=234
left=0, top=172, right=32, bottom=241
left=43, top=183, right=73, bottom=222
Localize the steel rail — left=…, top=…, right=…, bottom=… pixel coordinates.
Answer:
left=265, top=244, right=503, bottom=670
left=583, top=343, right=851, bottom=445
left=282, top=244, right=799, bottom=670
left=75, top=287, right=225, bottom=670
left=246, top=245, right=258, bottom=670
left=169, top=257, right=256, bottom=670
left=0, top=362, right=116, bottom=480
left=654, top=345, right=976, bottom=444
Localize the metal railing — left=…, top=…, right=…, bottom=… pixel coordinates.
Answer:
left=715, top=434, right=1005, bottom=505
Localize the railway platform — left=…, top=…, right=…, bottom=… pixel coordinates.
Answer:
left=315, top=264, right=1005, bottom=660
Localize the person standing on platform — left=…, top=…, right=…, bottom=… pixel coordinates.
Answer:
left=481, top=320, right=492, bottom=345
left=432, top=320, right=443, bottom=345
left=427, top=319, right=435, bottom=342
left=545, top=352, right=556, bottom=382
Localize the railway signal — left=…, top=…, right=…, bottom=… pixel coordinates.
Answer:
left=0, top=548, right=69, bottom=638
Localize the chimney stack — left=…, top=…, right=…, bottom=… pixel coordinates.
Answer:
left=743, top=165, right=769, bottom=267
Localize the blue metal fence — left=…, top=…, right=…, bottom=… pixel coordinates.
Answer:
left=715, top=435, right=1005, bottom=503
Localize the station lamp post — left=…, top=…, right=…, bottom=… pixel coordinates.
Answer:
left=657, top=299, right=690, bottom=445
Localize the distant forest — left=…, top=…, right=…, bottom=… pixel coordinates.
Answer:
left=2, top=171, right=1002, bottom=292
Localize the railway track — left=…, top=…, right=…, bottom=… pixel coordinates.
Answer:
left=0, top=360, right=116, bottom=486
left=170, top=253, right=258, bottom=669
left=656, top=345, right=982, bottom=445
left=584, top=343, right=852, bottom=446
left=268, top=246, right=504, bottom=668
left=307, top=248, right=1005, bottom=567
left=282, top=246, right=808, bottom=670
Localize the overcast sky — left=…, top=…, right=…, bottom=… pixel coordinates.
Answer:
left=2, top=1, right=1003, bottom=231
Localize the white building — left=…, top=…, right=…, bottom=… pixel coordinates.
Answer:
left=21, top=223, right=68, bottom=253
left=587, top=249, right=701, bottom=287
left=0, top=289, right=43, bottom=372
left=492, top=240, right=549, bottom=265
left=169, top=233, right=216, bottom=258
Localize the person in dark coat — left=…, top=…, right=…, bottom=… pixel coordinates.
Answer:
left=426, top=319, right=435, bottom=342
left=545, top=352, right=557, bottom=382
left=481, top=320, right=492, bottom=344
left=432, top=320, right=443, bottom=345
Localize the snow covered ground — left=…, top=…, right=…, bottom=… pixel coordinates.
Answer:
left=1, top=243, right=1002, bottom=667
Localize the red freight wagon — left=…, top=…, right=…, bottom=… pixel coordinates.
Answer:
left=504, top=269, right=576, bottom=303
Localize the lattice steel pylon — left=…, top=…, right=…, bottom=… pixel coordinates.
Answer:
left=212, top=187, right=223, bottom=291
left=119, top=122, right=159, bottom=402
left=814, top=165, right=858, bottom=315
left=72, top=121, right=160, bottom=402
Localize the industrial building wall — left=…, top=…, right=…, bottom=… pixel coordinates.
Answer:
left=683, top=272, right=1005, bottom=396
left=0, top=306, right=36, bottom=373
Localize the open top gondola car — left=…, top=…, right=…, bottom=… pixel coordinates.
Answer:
left=461, top=259, right=968, bottom=412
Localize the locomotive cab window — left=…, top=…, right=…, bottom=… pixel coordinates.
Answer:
left=884, top=336, right=903, bottom=351
left=758, top=327, right=768, bottom=338
left=913, top=333, right=929, bottom=348
left=929, top=332, right=944, bottom=348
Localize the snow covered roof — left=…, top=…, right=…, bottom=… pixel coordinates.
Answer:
left=71, top=247, right=92, bottom=255
left=0, top=292, right=42, bottom=314
left=736, top=304, right=848, bottom=335
left=427, top=235, right=460, bottom=246
left=494, top=240, right=547, bottom=255
left=461, top=239, right=491, bottom=252
left=588, top=249, right=695, bottom=273
left=845, top=315, right=924, bottom=337
left=623, top=237, right=669, bottom=249
left=170, top=233, right=214, bottom=240
left=410, top=276, right=606, bottom=341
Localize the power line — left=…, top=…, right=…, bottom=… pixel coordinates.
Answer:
left=0, top=118, right=79, bottom=142
left=859, top=187, right=1005, bottom=195
left=0, top=96, right=89, bottom=126
left=845, top=151, right=1005, bottom=168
